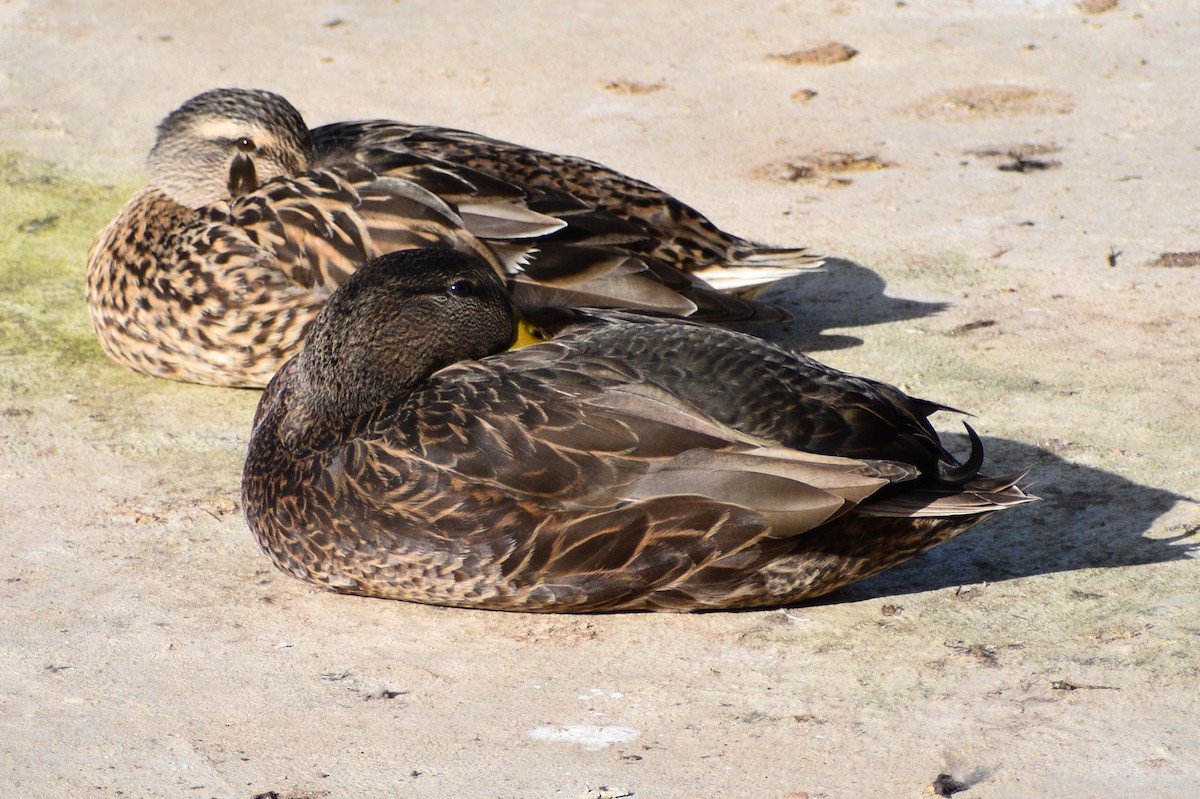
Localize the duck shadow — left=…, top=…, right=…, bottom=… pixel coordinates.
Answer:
left=823, top=433, right=1196, bottom=603
left=734, top=257, right=948, bottom=352
left=726, top=257, right=1193, bottom=600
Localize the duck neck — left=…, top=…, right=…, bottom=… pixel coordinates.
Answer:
left=297, top=326, right=440, bottom=426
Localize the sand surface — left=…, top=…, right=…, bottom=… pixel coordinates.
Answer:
left=1, top=1, right=1198, bottom=797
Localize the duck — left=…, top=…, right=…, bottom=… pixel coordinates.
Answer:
left=241, top=248, right=1035, bottom=612
left=86, top=87, right=821, bottom=388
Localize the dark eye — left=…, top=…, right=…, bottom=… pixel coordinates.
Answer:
left=235, top=137, right=256, bottom=152
left=448, top=279, right=475, bottom=297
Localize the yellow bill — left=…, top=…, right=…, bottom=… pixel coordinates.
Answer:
left=511, top=311, right=550, bottom=350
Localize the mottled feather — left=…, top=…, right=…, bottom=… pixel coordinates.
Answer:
left=88, top=88, right=820, bottom=387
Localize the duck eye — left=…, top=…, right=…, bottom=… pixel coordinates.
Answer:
left=235, top=137, right=256, bottom=152
left=448, top=279, right=475, bottom=297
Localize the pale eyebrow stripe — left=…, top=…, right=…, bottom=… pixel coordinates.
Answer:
left=191, top=118, right=276, bottom=146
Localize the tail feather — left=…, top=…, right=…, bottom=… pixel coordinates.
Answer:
left=693, top=248, right=824, bottom=294
left=732, top=246, right=825, bottom=269
left=860, top=470, right=1038, bottom=518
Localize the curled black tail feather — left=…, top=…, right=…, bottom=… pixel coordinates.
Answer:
left=940, top=423, right=985, bottom=484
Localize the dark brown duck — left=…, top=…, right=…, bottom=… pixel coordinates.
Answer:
left=242, top=249, right=1035, bottom=612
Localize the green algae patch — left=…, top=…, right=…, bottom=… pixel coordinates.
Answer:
left=0, top=152, right=134, bottom=370
left=0, top=153, right=262, bottom=470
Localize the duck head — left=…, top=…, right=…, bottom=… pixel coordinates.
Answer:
left=147, top=88, right=315, bottom=207
left=294, top=248, right=522, bottom=425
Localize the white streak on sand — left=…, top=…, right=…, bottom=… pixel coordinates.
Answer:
left=528, top=725, right=639, bottom=751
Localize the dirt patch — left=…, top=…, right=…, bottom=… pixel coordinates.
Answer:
left=911, top=85, right=1073, bottom=120
left=965, top=143, right=1063, bottom=172
left=599, top=79, right=666, bottom=95
left=1147, top=251, right=1200, bottom=268
left=755, top=151, right=894, bottom=187
left=768, top=41, right=858, bottom=66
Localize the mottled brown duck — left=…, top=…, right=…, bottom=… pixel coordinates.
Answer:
left=87, top=87, right=820, bottom=388
left=241, top=248, right=1035, bottom=612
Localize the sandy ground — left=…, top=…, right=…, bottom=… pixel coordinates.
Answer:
left=2, top=1, right=1198, bottom=797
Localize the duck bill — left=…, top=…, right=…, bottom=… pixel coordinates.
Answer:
left=511, top=309, right=548, bottom=350
left=227, top=153, right=259, bottom=197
